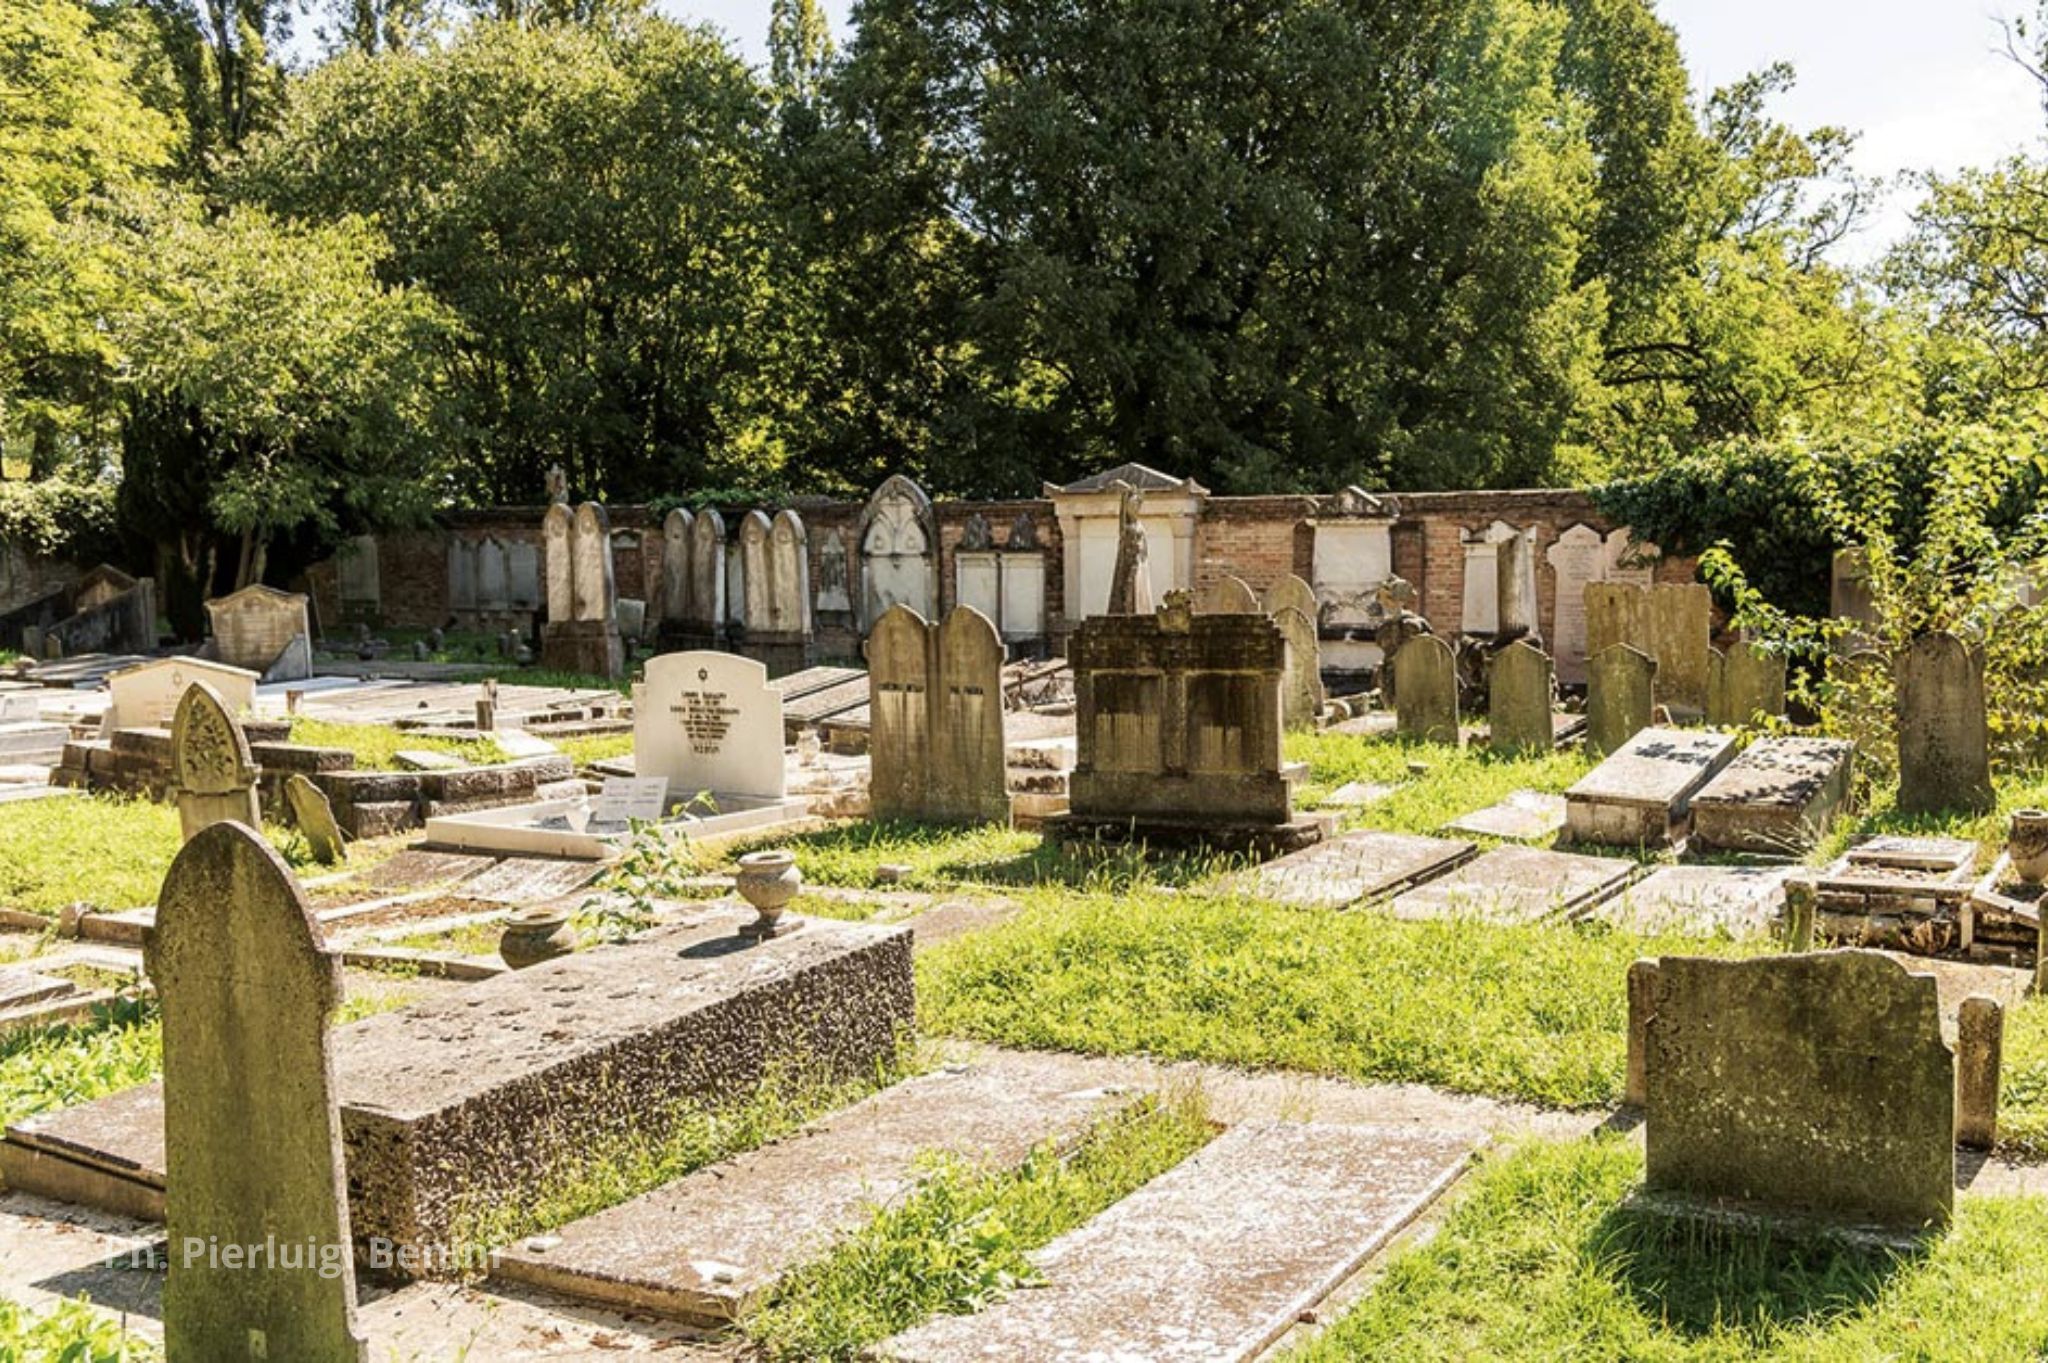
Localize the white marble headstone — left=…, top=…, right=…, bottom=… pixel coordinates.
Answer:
left=632, top=652, right=786, bottom=800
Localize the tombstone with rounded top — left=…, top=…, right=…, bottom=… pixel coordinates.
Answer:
left=1274, top=606, right=1324, bottom=731
left=286, top=773, right=347, bottom=865
left=543, top=503, right=573, bottom=622
left=571, top=502, right=615, bottom=624
left=1488, top=639, right=1554, bottom=755
left=1393, top=635, right=1458, bottom=745
left=661, top=508, right=692, bottom=623
left=1896, top=632, right=1993, bottom=815
left=1587, top=643, right=1656, bottom=757
left=1197, top=575, right=1261, bottom=614
left=1261, top=573, right=1319, bottom=624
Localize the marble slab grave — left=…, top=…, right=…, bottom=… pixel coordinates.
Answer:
left=1591, top=865, right=1789, bottom=937
left=1564, top=727, right=1737, bottom=848
left=1225, top=831, right=1475, bottom=909
left=1444, top=790, right=1565, bottom=842
left=878, top=1122, right=1479, bottom=1363
left=1385, top=845, right=1634, bottom=924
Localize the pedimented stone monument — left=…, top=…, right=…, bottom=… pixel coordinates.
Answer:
left=867, top=605, right=1010, bottom=824
left=206, top=584, right=313, bottom=682
left=148, top=822, right=368, bottom=1361
left=540, top=502, right=624, bottom=679
left=169, top=681, right=262, bottom=842
left=860, top=475, right=938, bottom=627
left=1896, top=632, right=1993, bottom=815
left=1640, top=950, right=1961, bottom=1232
left=1054, top=593, right=1321, bottom=854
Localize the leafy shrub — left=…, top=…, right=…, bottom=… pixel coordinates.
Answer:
left=0, top=476, right=119, bottom=563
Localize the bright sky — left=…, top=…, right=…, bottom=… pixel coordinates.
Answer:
left=656, top=0, right=2047, bottom=262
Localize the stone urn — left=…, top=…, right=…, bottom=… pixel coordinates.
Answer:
left=735, top=850, right=802, bottom=938
left=2009, top=810, right=2048, bottom=885
left=499, top=906, right=577, bottom=969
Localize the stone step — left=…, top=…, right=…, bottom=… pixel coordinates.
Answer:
left=877, top=1120, right=1480, bottom=1363
left=491, top=1051, right=1147, bottom=1324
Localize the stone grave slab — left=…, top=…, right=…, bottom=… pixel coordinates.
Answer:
left=364, top=850, right=501, bottom=893
left=1320, top=779, right=1401, bottom=809
left=1644, top=951, right=1954, bottom=1231
left=491, top=1051, right=1145, bottom=1323
left=1691, top=737, right=1853, bottom=856
left=1386, top=845, right=1634, bottom=924
left=1224, top=831, right=1475, bottom=909
left=0, top=969, right=77, bottom=1011
left=4, top=907, right=914, bottom=1270
left=1591, top=864, right=1788, bottom=937
left=1813, top=836, right=1981, bottom=952
left=879, top=1121, right=1478, bottom=1363
left=393, top=750, right=465, bottom=772
left=1329, top=711, right=1398, bottom=739
left=1564, top=727, right=1736, bottom=848
left=1444, top=789, right=1565, bottom=842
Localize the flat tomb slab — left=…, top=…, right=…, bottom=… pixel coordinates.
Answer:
left=4, top=907, right=913, bottom=1272
left=491, top=1051, right=1144, bottom=1323
left=1565, top=727, right=1737, bottom=847
left=1589, top=865, right=1787, bottom=937
left=1318, top=779, right=1401, bottom=809
left=0, top=969, right=76, bottom=1010
left=878, top=1121, right=1478, bottom=1363
left=1385, top=846, right=1634, bottom=924
left=1223, top=831, right=1475, bottom=909
left=1444, top=790, right=1565, bottom=842
left=1691, top=737, right=1854, bottom=855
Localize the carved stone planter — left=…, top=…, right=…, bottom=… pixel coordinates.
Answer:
left=499, top=907, right=577, bottom=970
left=735, top=850, right=802, bottom=939
left=2009, top=809, right=2048, bottom=885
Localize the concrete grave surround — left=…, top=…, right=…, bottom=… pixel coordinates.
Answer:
left=1228, top=830, right=1476, bottom=909
left=169, top=681, right=262, bottom=842
left=286, top=773, right=347, bottom=864
left=1048, top=464, right=1205, bottom=623
left=880, top=1122, right=1479, bottom=1363
left=1644, top=950, right=1955, bottom=1230
left=205, top=584, right=313, bottom=681
left=1393, top=635, right=1458, bottom=745
left=146, top=822, right=367, bottom=1362
left=633, top=651, right=787, bottom=800
left=1691, top=736, right=1854, bottom=856
left=1274, top=606, right=1325, bottom=730
left=1895, top=632, right=1993, bottom=815
left=1710, top=641, right=1788, bottom=728
left=1586, top=643, right=1656, bottom=757
left=860, top=475, right=938, bottom=627
left=1197, top=574, right=1260, bottom=614
left=542, top=504, right=573, bottom=621
left=1565, top=726, right=1736, bottom=848
left=1487, top=639, right=1553, bottom=754
left=1387, top=845, right=1633, bottom=924
left=866, top=605, right=1010, bottom=824
left=103, top=656, right=258, bottom=732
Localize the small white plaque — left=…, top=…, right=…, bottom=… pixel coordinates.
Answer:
left=594, top=776, right=669, bottom=825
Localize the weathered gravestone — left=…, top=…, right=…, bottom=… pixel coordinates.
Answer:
left=1393, top=635, right=1458, bottom=745
left=1690, top=736, right=1854, bottom=856
left=1262, top=573, right=1320, bottom=625
left=206, top=584, right=313, bottom=682
left=1646, top=583, right=1712, bottom=717
left=866, top=605, right=1010, bottom=824
left=169, top=681, right=261, bottom=842
left=102, top=656, right=258, bottom=733
left=1274, top=606, right=1324, bottom=730
left=541, top=502, right=625, bottom=678
left=1709, top=641, right=1788, bottom=728
left=286, top=773, right=347, bottom=865
left=1104, top=487, right=1155, bottom=616
left=1586, top=644, right=1656, bottom=757
left=1195, top=575, right=1260, bottom=614
left=148, top=822, right=368, bottom=1361
left=1565, top=725, right=1736, bottom=848
left=1488, top=639, right=1553, bottom=755
left=633, top=651, right=787, bottom=800
left=1641, top=950, right=1956, bottom=1231
left=1896, top=632, right=1993, bottom=815
left=660, top=508, right=692, bottom=628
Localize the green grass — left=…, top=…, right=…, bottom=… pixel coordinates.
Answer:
left=286, top=717, right=506, bottom=770
left=1291, top=1135, right=2048, bottom=1361
left=747, top=1091, right=1214, bottom=1362
left=0, top=1296, right=154, bottom=1361
left=0, top=997, right=161, bottom=1131
left=551, top=730, right=634, bottom=769
left=730, top=820, right=1242, bottom=893
left=0, top=794, right=324, bottom=915
left=917, top=890, right=1772, bottom=1110
left=1288, top=731, right=1597, bottom=837
left=1810, top=768, right=2048, bottom=870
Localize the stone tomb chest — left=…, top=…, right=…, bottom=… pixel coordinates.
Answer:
left=1690, top=736, right=1854, bottom=856
left=1054, top=597, right=1324, bottom=853
left=1565, top=726, right=1736, bottom=848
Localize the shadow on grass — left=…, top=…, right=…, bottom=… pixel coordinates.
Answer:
left=1589, top=1199, right=1922, bottom=1341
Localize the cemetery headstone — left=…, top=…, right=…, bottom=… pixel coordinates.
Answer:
left=1487, top=639, right=1553, bottom=755
left=543, top=503, right=573, bottom=622
left=860, top=474, right=938, bottom=625
left=1274, top=606, right=1324, bottom=730
left=103, top=656, right=258, bottom=732
left=540, top=502, right=624, bottom=678
left=169, top=681, right=262, bottom=842
left=571, top=502, right=615, bottom=624
left=147, top=821, right=368, bottom=1361
left=661, top=508, right=692, bottom=625
left=815, top=527, right=853, bottom=615
left=1643, top=950, right=1955, bottom=1231
left=1646, top=583, right=1712, bottom=717
left=1545, top=524, right=1605, bottom=683
left=205, top=584, right=313, bottom=681
left=1393, top=635, right=1458, bottom=745
left=1196, top=575, right=1260, bottom=614
left=633, top=651, right=787, bottom=800
left=285, top=773, right=347, bottom=864
left=1896, top=631, right=1993, bottom=815
left=867, top=605, right=1009, bottom=823
left=1261, top=573, right=1320, bottom=625
left=1494, top=526, right=1539, bottom=639
left=1586, top=643, right=1656, bottom=756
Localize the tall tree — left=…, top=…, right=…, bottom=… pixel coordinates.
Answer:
left=769, top=0, right=834, bottom=100
left=142, top=0, right=289, bottom=174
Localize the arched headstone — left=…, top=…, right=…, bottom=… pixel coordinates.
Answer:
left=149, top=822, right=368, bottom=1362
left=1393, top=636, right=1459, bottom=745
left=542, top=504, right=573, bottom=622
left=570, top=503, right=615, bottom=624
left=866, top=605, right=933, bottom=821
left=767, top=509, right=811, bottom=637
left=1587, top=644, right=1656, bottom=757
left=738, top=510, right=774, bottom=634
left=661, top=508, right=692, bottom=624
left=1196, top=575, right=1260, bottom=614
left=1896, top=632, right=1992, bottom=815
left=1274, top=607, right=1323, bottom=730
left=687, top=508, right=727, bottom=635
left=860, top=475, right=937, bottom=626
left=170, top=681, right=261, bottom=842
left=1489, top=639, right=1554, bottom=755
left=1262, top=574, right=1319, bottom=624
left=935, top=605, right=1009, bottom=823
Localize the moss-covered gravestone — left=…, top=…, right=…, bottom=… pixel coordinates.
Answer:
left=1392, top=635, right=1457, bottom=745
left=1586, top=644, right=1655, bottom=757
left=169, top=681, right=261, bottom=843
left=1487, top=639, right=1553, bottom=755
left=147, top=821, right=367, bottom=1361
left=286, top=773, right=347, bottom=865
left=1896, top=632, right=1993, bottom=815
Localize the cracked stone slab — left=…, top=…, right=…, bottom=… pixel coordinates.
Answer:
left=877, top=1121, right=1479, bottom=1363
left=491, top=1051, right=1147, bottom=1324
left=1385, top=845, right=1634, bottom=924
left=1589, top=864, right=1788, bottom=937
left=1223, top=831, right=1475, bottom=909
